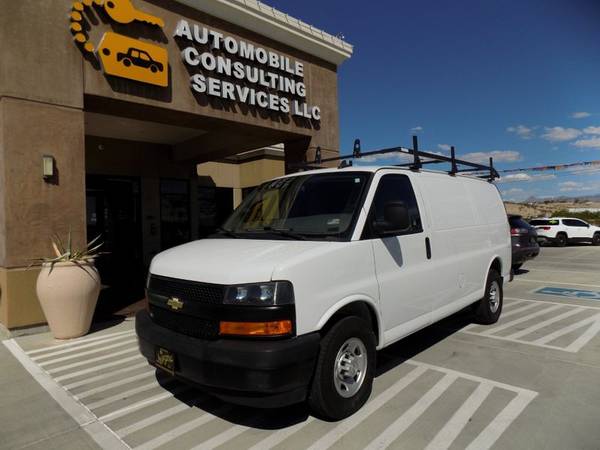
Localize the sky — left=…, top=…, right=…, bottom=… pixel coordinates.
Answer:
left=267, top=0, right=600, bottom=201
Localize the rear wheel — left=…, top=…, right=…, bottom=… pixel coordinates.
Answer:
left=308, top=316, right=376, bottom=421
left=593, top=233, right=600, bottom=246
left=555, top=233, right=567, bottom=247
left=473, top=269, right=503, bottom=325
left=122, top=58, right=132, bottom=67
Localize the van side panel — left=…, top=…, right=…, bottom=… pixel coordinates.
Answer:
left=414, top=174, right=510, bottom=316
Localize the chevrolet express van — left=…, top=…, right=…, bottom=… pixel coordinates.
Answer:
left=136, top=166, right=511, bottom=420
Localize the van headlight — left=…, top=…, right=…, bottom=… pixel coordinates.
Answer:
left=224, top=281, right=294, bottom=306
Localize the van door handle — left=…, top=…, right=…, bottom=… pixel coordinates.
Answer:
left=425, top=237, right=432, bottom=260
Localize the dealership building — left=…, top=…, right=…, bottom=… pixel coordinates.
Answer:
left=0, top=0, right=352, bottom=331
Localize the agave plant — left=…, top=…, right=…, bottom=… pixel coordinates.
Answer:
left=32, top=231, right=106, bottom=270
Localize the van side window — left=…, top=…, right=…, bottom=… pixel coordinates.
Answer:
left=365, top=174, right=423, bottom=238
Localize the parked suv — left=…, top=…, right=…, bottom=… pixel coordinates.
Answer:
left=530, top=217, right=600, bottom=246
left=508, top=215, right=539, bottom=270
left=136, top=167, right=511, bottom=420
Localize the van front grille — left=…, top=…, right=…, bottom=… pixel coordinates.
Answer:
left=149, top=304, right=219, bottom=339
left=147, top=275, right=225, bottom=305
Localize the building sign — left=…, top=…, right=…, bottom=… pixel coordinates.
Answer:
left=174, top=20, right=321, bottom=121
left=69, top=0, right=168, bottom=87
left=69, top=1, right=320, bottom=120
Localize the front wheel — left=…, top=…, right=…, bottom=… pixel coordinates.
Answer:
left=592, top=233, right=600, bottom=246
left=473, top=269, right=503, bottom=324
left=308, top=316, right=376, bottom=421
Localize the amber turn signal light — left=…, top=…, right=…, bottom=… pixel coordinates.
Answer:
left=219, top=320, right=293, bottom=336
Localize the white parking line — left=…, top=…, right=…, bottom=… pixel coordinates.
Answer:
left=190, top=422, right=254, bottom=450
left=116, top=400, right=202, bottom=437
left=38, top=339, right=137, bottom=367
left=247, top=417, right=316, bottom=450
left=479, top=304, right=564, bottom=336
left=465, top=391, right=537, bottom=450
left=506, top=308, right=583, bottom=340
left=31, top=332, right=136, bottom=361
left=75, top=371, right=156, bottom=400
left=47, top=347, right=139, bottom=374
left=87, top=380, right=174, bottom=410
left=364, top=373, right=458, bottom=450
left=425, top=383, right=494, bottom=450
left=305, top=366, right=428, bottom=450
left=500, top=302, right=540, bottom=319
left=461, top=299, right=600, bottom=352
left=25, top=330, right=135, bottom=356
left=133, top=406, right=232, bottom=450
left=514, top=279, right=600, bottom=289
left=55, top=354, right=144, bottom=382
left=64, top=362, right=150, bottom=390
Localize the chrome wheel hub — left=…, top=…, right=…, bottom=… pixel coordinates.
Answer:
left=489, top=280, right=500, bottom=313
left=334, top=337, right=367, bottom=398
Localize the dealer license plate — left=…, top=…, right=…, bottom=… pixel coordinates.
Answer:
left=155, top=347, right=176, bottom=375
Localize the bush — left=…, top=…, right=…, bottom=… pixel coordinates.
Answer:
left=551, top=209, right=600, bottom=225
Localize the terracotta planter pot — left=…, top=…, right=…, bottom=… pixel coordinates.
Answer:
left=36, top=261, right=101, bottom=339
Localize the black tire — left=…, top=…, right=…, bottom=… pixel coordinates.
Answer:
left=555, top=233, right=567, bottom=247
left=308, top=316, right=376, bottom=421
left=512, top=263, right=523, bottom=271
left=150, top=64, right=158, bottom=73
left=473, top=269, right=503, bottom=325
left=593, top=233, right=600, bottom=246
left=122, top=58, right=131, bottom=67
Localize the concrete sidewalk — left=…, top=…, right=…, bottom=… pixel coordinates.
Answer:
left=0, top=339, right=100, bottom=450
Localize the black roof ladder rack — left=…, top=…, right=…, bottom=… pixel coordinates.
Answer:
left=292, top=136, right=500, bottom=182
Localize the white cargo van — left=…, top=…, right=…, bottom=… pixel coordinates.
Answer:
left=136, top=166, right=511, bottom=420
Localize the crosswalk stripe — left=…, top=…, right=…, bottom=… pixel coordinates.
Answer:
left=31, top=333, right=136, bottom=361
left=465, top=391, right=537, bottom=450
left=26, top=330, right=135, bottom=356
left=75, top=371, right=156, bottom=400
left=505, top=308, right=583, bottom=340
left=55, top=354, right=144, bottom=382
left=98, top=385, right=190, bottom=422
left=305, top=365, right=427, bottom=450
left=133, top=405, right=233, bottom=450
left=480, top=304, right=564, bottom=336
left=86, top=380, right=175, bottom=410
left=533, top=313, right=600, bottom=345
left=116, top=399, right=202, bottom=437
left=47, top=347, right=139, bottom=374
left=424, top=383, right=494, bottom=450
left=38, top=339, right=137, bottom=367
left=64, top=362, right=150, bottom=390
left=364, top=373, right=458, bottom=450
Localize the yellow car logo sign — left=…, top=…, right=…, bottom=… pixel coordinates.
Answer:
left=69, top=0, right=168, bottom=87
left=166, top=297, right=184, bottom=311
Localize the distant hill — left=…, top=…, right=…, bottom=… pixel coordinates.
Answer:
left=505, top=198, right=600, bottom=219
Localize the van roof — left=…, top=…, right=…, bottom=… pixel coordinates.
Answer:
left=276, top=165, right=493, bottom=182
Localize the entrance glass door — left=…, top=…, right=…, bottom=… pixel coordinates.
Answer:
left=86, top=175, right=144, bottom=319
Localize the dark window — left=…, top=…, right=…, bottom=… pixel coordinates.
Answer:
left=365, top=174, right=422, bottom=238
left=563, top=219, right=588, bottom=227
left=160, top=179, right=190, bottom=249
left=530, top=219, right=559, bottom=226
left=508, top=216, right=532, bottom=229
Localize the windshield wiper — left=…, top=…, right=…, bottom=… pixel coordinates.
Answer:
left=217, top=227, right=240, bottom=238
left=250, top=227, right=308, bottom=240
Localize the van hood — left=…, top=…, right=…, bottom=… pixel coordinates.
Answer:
left=149, top=238, right=338, bottom=285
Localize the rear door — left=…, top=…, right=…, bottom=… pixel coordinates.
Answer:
left=364, top=173, right=435, bottom=341
left=563, top=219, right=591, bottom=238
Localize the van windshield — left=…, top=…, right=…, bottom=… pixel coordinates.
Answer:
left=222, top=172, right=370, bottom=240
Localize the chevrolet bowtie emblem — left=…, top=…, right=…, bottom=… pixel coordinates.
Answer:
left=167, top=297, right=184, bottom=311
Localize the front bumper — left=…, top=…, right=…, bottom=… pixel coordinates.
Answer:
left=136, top=310, right=320, bottom=408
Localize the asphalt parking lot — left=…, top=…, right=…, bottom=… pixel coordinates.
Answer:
left=4, top=245, right=600, bottom=450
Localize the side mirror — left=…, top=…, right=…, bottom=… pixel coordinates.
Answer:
left=373, top=201, right=411, bottom=235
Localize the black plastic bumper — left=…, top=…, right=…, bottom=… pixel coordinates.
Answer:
left=512, top=246, right=540, bottom=264
left=135, top=310, right=320, bottom=408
